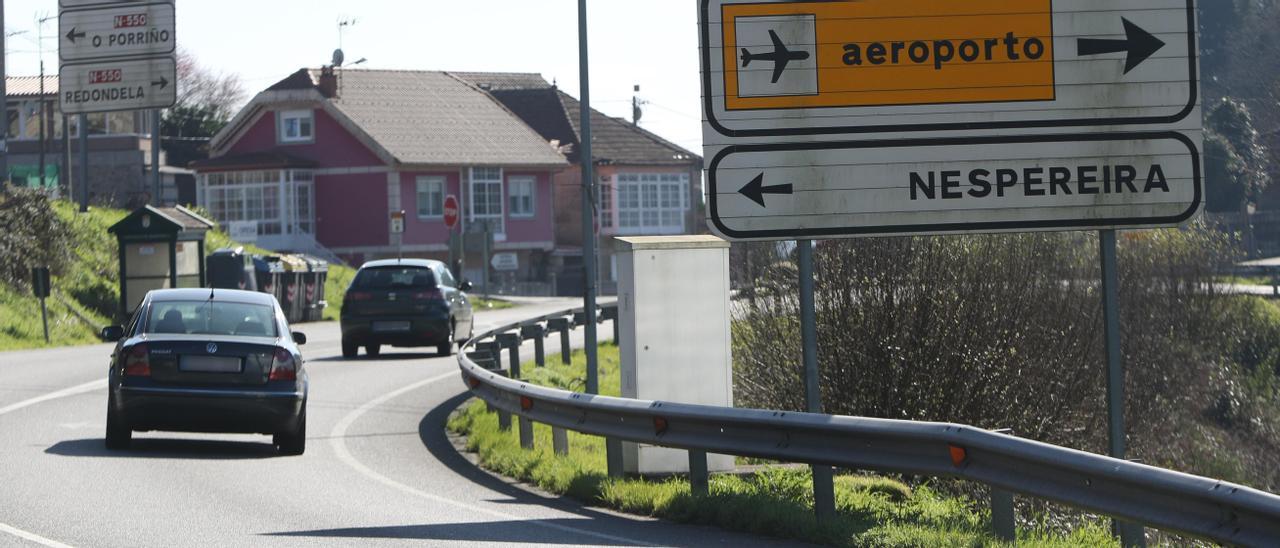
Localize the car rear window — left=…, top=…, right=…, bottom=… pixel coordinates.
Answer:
left=351, top=267, right=437, bottom=290
left=145, top=301, right=279, bottom=337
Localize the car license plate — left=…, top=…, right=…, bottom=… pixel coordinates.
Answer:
left=180, top=355, right=243, bottom=373
left=372, top=321, right=412, bottom=333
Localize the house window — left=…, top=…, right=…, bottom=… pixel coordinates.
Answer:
left=279, top=110, right=314, bottom=143
left=468, top=167, right=505, bottom=236
left=599, top=175, right=614, bottom=229
left=416, top=176, right=446, bottom=218
left=508, top=176, right=535, bottom=218
left=616, top=173, right=689, bottom=234
left=198, top=169, right=314, bottom=238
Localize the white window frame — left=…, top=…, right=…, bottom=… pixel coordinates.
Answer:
left=468, top=167, right=505, bottom=238
left=278, top=109, right=314, bottom=144
left=508, top=175, right=536, bottom=218
left=599, top=175, right=614, bottom=229
left=615, top=172, right=689, bottom=235
left=416, top=176, right=446, bottom=219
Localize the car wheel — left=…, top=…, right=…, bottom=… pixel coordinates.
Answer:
left=365, top=344, right=381, bottom=357
left=438, top=322, right=454, bottom=357
left=104, top=392, right=131, bottom=450
left=342, top=339, right=358, bottom=359
left=274, top=409, right=306, bottom=456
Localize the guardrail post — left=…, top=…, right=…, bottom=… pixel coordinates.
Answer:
left=688, top=450, right=709, bottom=495
left=498, top=333, right=522, bottom=379
left=547, top=317, right=572, bottom=365
left=991, top=488, right=1015, bottom=541
left=523, top=323, right=546, bottom=367
left=519, top=417, right=534, bottom=449
left=601, top=305, right=619, bottom=344
left=606, top=439, right=624, bottom=478
left=552, top=426, right=569, bottom=455
left=493, top=370, right=512, bottom=431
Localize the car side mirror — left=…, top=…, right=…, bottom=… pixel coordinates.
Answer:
left=101, top=326, right=125, bottom=341
left=459, top=280, right=473, bottom=292
left=292, top=332, right=308, bottom=345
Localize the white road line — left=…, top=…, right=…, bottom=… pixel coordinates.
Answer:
left=0, top=522, right=75, bottom=548
left=330, top=369, right=654, bottom=547
left=0, top=380, right=105, bottom=417
left=0, top=380, right=103, bottom=547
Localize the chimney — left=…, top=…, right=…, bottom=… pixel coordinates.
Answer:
left=318, top=66, right=338, bottom=98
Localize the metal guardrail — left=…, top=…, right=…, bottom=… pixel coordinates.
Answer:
left=456, top=303, right=1280, bottom=546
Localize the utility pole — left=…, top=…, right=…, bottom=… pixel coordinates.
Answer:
left=1, top=0, right=9, bottom=189
left=632, top=84, right=643, bottom=126
left=38, top=15, right=54, bottom=193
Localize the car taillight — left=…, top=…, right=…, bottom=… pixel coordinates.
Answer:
left=413, top=289, right=444, bottom=301
left=124, top=344, right=151, bottom=377
left=269, top=348, right=297, bottom=381
left=346, top=291, right=373, bottom=302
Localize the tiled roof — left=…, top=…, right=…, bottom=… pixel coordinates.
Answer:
left=258, top=69, right=567, bottom=168
left=456, top=73, right=699, bottom=167
left=6, top=76, right=57, bottom=97
left=453, top=72, right=555, bottom=92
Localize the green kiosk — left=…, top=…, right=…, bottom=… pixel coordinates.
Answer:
left=108, top=205, right=215, bottom=320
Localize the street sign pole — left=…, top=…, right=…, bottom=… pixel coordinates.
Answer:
left=78, top=114, right=89, bottom=212
left=0, top=0, right=8, bottom=189
left=797, top=241, right=835, bottom=519
left=577, top=0, right=620, bottom=479
left=151, top=110, right=161, bottom=203
left=1100, top=230, right=1145, bottom=547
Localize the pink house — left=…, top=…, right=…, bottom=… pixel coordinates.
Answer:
left=192, top=68, right=567, bottom=286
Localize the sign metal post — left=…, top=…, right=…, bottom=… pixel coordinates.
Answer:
left=700, top=0, right=1200, bottom=534
left=32, top=267, right=51, bottom=344
left=59, top=0, right=177, bottom=211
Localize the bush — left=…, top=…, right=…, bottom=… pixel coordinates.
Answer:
left=732, top=226, right=1280, bottom=492
left=0, top=189, right=72, bottom=289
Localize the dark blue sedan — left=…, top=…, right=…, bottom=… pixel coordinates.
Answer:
left=101, top=289, right=309, bottom=455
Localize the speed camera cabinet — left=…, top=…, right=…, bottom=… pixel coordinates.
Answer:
left=616, top=235, right=734, bottom=475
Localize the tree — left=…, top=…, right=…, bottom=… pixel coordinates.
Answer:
left=161, top=48, right=247, bottom=167
left=1204, top=98, right=1271, bottom=213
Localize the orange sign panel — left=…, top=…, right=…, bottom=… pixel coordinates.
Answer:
left=721, top=0, right=1056, bottom=110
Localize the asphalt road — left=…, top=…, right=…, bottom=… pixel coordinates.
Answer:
left=0, top=299, right=794, bottom=547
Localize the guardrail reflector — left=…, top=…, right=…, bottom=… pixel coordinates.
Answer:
left=467, top=376, right=481, bottom=389
left=949, top=444, right=968, bottom=467
left=520, top=396, right=534, bottom=411
left=653, top=417, right=669, bottom=435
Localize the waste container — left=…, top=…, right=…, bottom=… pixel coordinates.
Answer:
left=278, top=254, right=309, bottom=323
left=253, top=255, right=286, bottom=311
left=300, top=255, right=328, bottom=322
left=206, top=247, right=258, bottom=291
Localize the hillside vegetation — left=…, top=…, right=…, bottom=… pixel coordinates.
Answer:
left=0, top=190, right=355, bottom=351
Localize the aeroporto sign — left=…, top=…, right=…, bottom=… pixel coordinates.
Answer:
left=701, top=0, right=1198, bottom=138
left=699, top=0, right=1203, bottom=241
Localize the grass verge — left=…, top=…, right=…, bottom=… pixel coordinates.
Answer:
left=447, top=344, right=1115, bottom=546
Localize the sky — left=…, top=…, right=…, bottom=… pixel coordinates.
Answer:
left=3, top=0, right=706, bottom=153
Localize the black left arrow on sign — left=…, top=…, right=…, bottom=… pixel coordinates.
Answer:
left=739, top=173, right=793, bottom=208
left=65, top=28, right=86, bottom=43
left=1076, top=18, right=1166, bottom=74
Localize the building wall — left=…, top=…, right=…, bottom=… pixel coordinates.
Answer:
left=399, top=170, right=462, bottom=247
left=501, top=170, right=556, bottom=247
left=226, top=109, right=383, bottom=168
